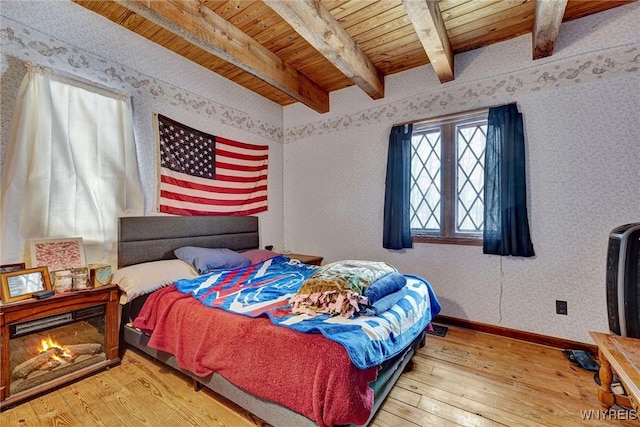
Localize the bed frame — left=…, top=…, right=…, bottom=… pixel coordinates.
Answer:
left=117, top=215, right=424, bottom=427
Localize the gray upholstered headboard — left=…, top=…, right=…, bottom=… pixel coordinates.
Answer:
left=118, top=216, right=259, bottom=268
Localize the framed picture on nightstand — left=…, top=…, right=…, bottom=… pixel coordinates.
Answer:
left=0, top=266, right=51, bottom=303
left=29, top=237, right=86, bottom=272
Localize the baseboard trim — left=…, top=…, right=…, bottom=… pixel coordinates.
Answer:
left=434, top=315, right=598, bottom=354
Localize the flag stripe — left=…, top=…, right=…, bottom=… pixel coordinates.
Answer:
left=215, top=161, right=267, bottom=173
left=161, top=186, right=267, bottom=202
left=161, top=190, right=267, bottom=206
left=161, top=174, right=267, bottom=195
left=163, top=167, right=267, bottom=184
left=216, top=136, right=267, bottom=152
left=160, top=204, right=267, bottom=216
left=216, top=151, right=268, bottom=168
left=157, top=114, right=268, bottom=216
left=216, top=148, right=269, bottom=162
left=160, top=199, right=268, bottom=213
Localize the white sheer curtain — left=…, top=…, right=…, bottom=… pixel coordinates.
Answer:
left=1, top=63, right=143, bottom=268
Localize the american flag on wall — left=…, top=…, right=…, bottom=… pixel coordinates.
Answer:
left=156, top=114, right=268, bottom=216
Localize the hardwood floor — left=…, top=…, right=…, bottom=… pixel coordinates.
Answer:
left=2, top=325, right=637, bottom=426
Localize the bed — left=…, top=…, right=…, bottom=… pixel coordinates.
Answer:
left=117, top=215, right=440, bottom=427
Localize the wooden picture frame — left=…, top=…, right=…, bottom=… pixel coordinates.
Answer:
left=0, top=263, right=26, bottom=274
left=29, top=237, right=86, bottom=271
left=0, top=267, right=51, bottom=303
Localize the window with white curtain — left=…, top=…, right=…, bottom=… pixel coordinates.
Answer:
left=1, top=63, right=143, bottom=268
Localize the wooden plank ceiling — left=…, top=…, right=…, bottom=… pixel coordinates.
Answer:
left=74, top=0, right=634, bottom=113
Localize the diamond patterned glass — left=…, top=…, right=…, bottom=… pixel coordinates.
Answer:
left=410, top=128, right=441, bottom=231
left=409, top=112, right=487, bottom=240
left=456, top=122, right=486, bottom=232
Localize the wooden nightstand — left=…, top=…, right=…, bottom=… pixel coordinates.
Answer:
left=590, top=331, right=639, bottom=411
left=0, top=285, right=120, bottom=408
left=286, top=253, right=323, bottom=266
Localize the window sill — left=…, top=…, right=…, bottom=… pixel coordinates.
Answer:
left=412, top=235, right=483, bottom=246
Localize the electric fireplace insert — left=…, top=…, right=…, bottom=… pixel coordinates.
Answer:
left=0, top=285, right=120, bottom=409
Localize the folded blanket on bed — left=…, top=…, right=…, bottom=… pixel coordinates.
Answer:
left=364, top=272, right=407, bottom=304
left=361, top=286, right=408, bottom=316
left=297, top=260, right=397, bottom=295
left=290, top=260, right=398, bottom=317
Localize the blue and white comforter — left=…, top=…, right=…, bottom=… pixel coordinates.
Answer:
left=174, top=255, right=441, bottom=369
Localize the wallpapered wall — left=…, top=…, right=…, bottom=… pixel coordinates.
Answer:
left=282, top=3, right=640, bottom=344
left=0, top=0, right=286, bottom=261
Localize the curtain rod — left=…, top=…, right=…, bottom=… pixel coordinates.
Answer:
left=392, top=102, right=516, bottom=127
left=24, top=61, right=130, bottom=101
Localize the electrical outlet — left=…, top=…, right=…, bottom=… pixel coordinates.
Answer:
left=556, top=300, right=568, bottom=315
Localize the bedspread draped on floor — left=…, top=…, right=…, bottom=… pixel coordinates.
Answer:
left=133, top=285, right=378, bottom=427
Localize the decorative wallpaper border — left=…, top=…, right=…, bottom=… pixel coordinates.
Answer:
left=2, top=14, right=637, bottom=145
left=284, top=43, right=640, bottom=142
left=0, top=20, right=283, bottom=142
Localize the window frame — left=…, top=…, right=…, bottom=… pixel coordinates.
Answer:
left=409, top=110, right=488, bottom=246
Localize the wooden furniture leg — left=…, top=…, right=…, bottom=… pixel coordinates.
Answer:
left=597, top=348, right=616, bottom=409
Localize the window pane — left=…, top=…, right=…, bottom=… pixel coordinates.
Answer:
left=456, top=122, right=486, bottom=233
left=409, top=112, right=487, bottom=242
left=410, top=129, right=441, bottom=231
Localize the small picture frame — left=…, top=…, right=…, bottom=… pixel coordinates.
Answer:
left=89, top=263, right=112, bottom=288
left=29, top=237, right=86, bottom=271
left=0, top=263, right=26, bottom=274
left=0, top=267, right=52, bottom=303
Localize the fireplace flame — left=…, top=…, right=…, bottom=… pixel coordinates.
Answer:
left=39, top=337, right=72, bottom=359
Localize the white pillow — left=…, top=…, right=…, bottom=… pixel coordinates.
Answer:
left=113, top=259, right=198, bottom=304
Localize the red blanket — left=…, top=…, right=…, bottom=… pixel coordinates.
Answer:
left=133, top=285, right=378, bottom=427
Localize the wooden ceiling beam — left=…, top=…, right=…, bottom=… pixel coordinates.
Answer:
left=114, top=0, right=329, bottom=113
left=532, top=0, right=568, bottom=60
left=263, top=0, right=384, bottom=100
left=402, top=0, right=454, bottom=83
